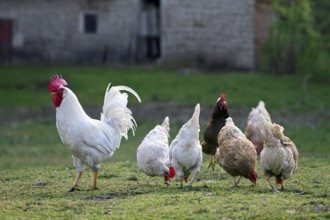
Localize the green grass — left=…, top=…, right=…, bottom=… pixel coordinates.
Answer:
left=0, top=120, right=328, bottom=169
left=0, top=66, right=329, bottom=219
left=0, top=66, right=329, bottom=111
left=1, top=159, right=329, bottom=219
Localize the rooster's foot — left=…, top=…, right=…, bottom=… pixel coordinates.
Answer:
left=88, top=187, right=99, bottom=191
left=68, top=187, right=82, bottom=192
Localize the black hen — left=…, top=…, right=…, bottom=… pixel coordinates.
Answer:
left=202, top=94, right=230, bottom=170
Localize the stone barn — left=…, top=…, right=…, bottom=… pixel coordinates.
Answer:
left=0, top=0, right=272, bottom=70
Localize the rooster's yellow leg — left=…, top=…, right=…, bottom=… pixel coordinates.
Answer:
left=69, top=172, right=83, bottom=192
left=92, top=171, right=99, bottom=190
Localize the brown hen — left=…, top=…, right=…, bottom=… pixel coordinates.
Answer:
left=259, top=115, right=299, bottom=192
left=217, top=117, right=257, bottom=186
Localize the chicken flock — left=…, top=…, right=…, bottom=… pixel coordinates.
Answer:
left=49, top=75, right=298, bottom=192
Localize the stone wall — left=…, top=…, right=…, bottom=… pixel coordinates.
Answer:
left=0, top=0, right=140, bottom=64
left=0, top=0, right=261, bottom=70
left=161, top=0, right=255, bottom=70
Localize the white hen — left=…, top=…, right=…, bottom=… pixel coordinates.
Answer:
left=245, top=101, right=271, bottom=155
left=137, top=117, right=175, bottom=185
left=49, top=75, right=141, bottom=191
left=170, top=104, right=203, bottom=187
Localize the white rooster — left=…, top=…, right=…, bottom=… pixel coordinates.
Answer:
left=48, top=75, right=141, bottom=191
left=137, top=117, right=176, bottom=185
left=170, top=104, right=203, bottom=187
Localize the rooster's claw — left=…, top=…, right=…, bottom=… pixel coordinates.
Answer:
left=68, top=187, right=82, bottom=192
left=88, top=187, right=99, bottom=191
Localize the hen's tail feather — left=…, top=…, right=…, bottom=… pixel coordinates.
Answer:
left=258, top=102, right=271, bottom=123
left=191, top=103, right=200, bottom=125
left=101, top=84, right=141, bottom=139
left=258, top=111, right=278, bottom=146
left=161, top=116, right=170, bottom=133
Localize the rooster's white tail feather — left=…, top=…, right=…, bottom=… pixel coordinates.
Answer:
left=101, top=84, right=141, bottom=139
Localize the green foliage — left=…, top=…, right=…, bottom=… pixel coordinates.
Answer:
left=263, top=0, right=329, bottom=78
left=311, top=0, right=330, bottom=52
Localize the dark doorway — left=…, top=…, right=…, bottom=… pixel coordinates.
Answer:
left=0, top=19, right=13, bottom=63
left=139, top=0, right=161, bottom=61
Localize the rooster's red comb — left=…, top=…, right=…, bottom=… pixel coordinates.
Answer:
left=220, top=93, right=226, bottom=101
left=48, top=75, right=68, bottom=93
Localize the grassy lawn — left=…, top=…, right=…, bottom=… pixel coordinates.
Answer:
left=1, top=159, right=329, bottom=219
left=0, top=66, right=329, bottom=219
left=0, top=65, right=329, bottom=111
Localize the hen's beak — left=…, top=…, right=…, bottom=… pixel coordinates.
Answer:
left=51, top=92, right=56, bottom=95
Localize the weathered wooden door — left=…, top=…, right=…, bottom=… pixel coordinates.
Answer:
left=138, top=0, right=161, bottom=62
left=0, top=19, right=13, bottom=62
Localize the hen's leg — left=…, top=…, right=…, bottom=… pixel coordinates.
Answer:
left=236, top=176, right=241, bottom=186
left=92, top=171, right=99, bottom=190
left=266, top=178, right=278, bottom=192
left=233, top=176, right=241, bottom=187
left=189, top=170, right=200, bottom=187
left=218, top=166, right=223, bottom=179
left=208, top=155, right=215, bottom=171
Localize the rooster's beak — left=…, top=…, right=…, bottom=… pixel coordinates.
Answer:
left=51, top=92, right=56, bottom=95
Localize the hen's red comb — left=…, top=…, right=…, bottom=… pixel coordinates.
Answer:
left=169, top=166, right=176, bottom=178
left=220, top=93, right=226, bottom=101
left=276, top=179, right=283, bottom=185
left=48, top=75, right=68, bottom=93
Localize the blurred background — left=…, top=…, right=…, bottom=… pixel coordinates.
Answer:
left=0, top=0, right=329, bottom=168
